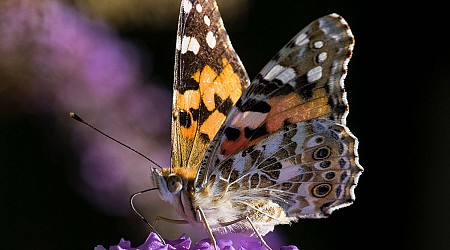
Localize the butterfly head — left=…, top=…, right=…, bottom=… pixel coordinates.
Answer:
left=151, top=167, right=195, bottom=202
left=151, top=167, right=200, bottom=223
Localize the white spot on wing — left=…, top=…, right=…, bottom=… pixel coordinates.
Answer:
left=181, top=36, right=189, bottom=54
left=314, top=41, right=324, bottom=49
left=307, top=66, right=322, bottom=82
left=188, top=37, right=200, bottom=54
left=231, top=111, right=267, bottom=129
left=263, top=64, right=285, bottom=80
left=259, top=60, right=277, bottom=78
left=330, top=13, right=340, bottom=18
left=183, top=0, right=192, bottom=13
left=347, top=28, right=354, bottom=39
left=295, top=33, right=309, bottom=46
left=204, top=15, right=210, bottom=26
left=276, top=67, right=296, bottom=83
left=317, top=52, right=327, bottom=63
left=181, top=36, right=200, bottom=54
left=263, top=64, right=296, bottom=83
left=196, top=3, right=202, bottom=13
left=206, top=31, right=216, bottom=49
left=176, top=35, right=182, bottom=51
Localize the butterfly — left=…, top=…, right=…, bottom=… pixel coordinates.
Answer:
left=151, top=0, right=363, bottom=248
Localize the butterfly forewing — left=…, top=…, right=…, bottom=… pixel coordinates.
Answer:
left=171, top=0, right=250, bottom=172
left=199, top=14, right=355, bottom=165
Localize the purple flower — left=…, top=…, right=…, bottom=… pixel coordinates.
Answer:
left=95, top=232, right=299, bottom=250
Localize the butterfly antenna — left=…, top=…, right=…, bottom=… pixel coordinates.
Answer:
left=69, top=112, right=163, bottom=169
left=130, top=188, right=166, bottom=244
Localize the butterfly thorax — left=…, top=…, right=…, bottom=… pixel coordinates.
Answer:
left=191, top=173, right=293, bottom=235
left=152, top=166, right=293, bottom=235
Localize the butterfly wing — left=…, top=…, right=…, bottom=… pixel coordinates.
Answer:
left=171, top=0, right=250, bottom=172
left=195, top=14, right=362, bottom=217
left=207, top=119, right=361, bottom=219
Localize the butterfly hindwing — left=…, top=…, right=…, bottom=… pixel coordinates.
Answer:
left=171, top=0, right=250, bottom=172
left=208, top=119, right=360, bottom=218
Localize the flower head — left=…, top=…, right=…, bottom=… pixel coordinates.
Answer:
left=95, top=232, right=299, bottom=250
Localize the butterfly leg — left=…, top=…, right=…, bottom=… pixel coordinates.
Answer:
left=246, top=216, right=272, bottom=250
left=152, top=216, right=189, bottom=229
left=197, top=206, right=218, bottom=250
left=130, top=189, right=166, bottom=244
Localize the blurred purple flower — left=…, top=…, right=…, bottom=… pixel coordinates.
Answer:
left=0, top=0, right=172, bottom=219
left=0, top=0, right=286, bottom=245
left=95, top=233, right=299, bottom=250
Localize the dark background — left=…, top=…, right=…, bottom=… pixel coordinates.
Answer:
left=1, top=0, right=449, bottom=249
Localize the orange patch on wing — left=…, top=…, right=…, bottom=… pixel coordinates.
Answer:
left=180, top=119, right=198, bottom=140
left=217, top=58, right=242, bottom=104
left=220, top=111, right=268, bottom=157
left=288, top=96, right=330, bottom=121
left=200, top=110, right=226, bottom=140
left=178, top=58, right=243, bottom=142
left=198, top=58, right=242, bottom=111
left=266, top=89, right=331, bottom=132
left=176, top=89, right=201, bottom=110
left=196, top=66, right=217, bottom=111
left=176, top=78, right=201, bottom=140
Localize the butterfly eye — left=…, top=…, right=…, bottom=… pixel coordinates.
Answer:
left=167, top=175, right=183, bottom=193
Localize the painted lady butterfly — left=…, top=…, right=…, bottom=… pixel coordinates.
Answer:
left=151, top=0, right=363, bottom=248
